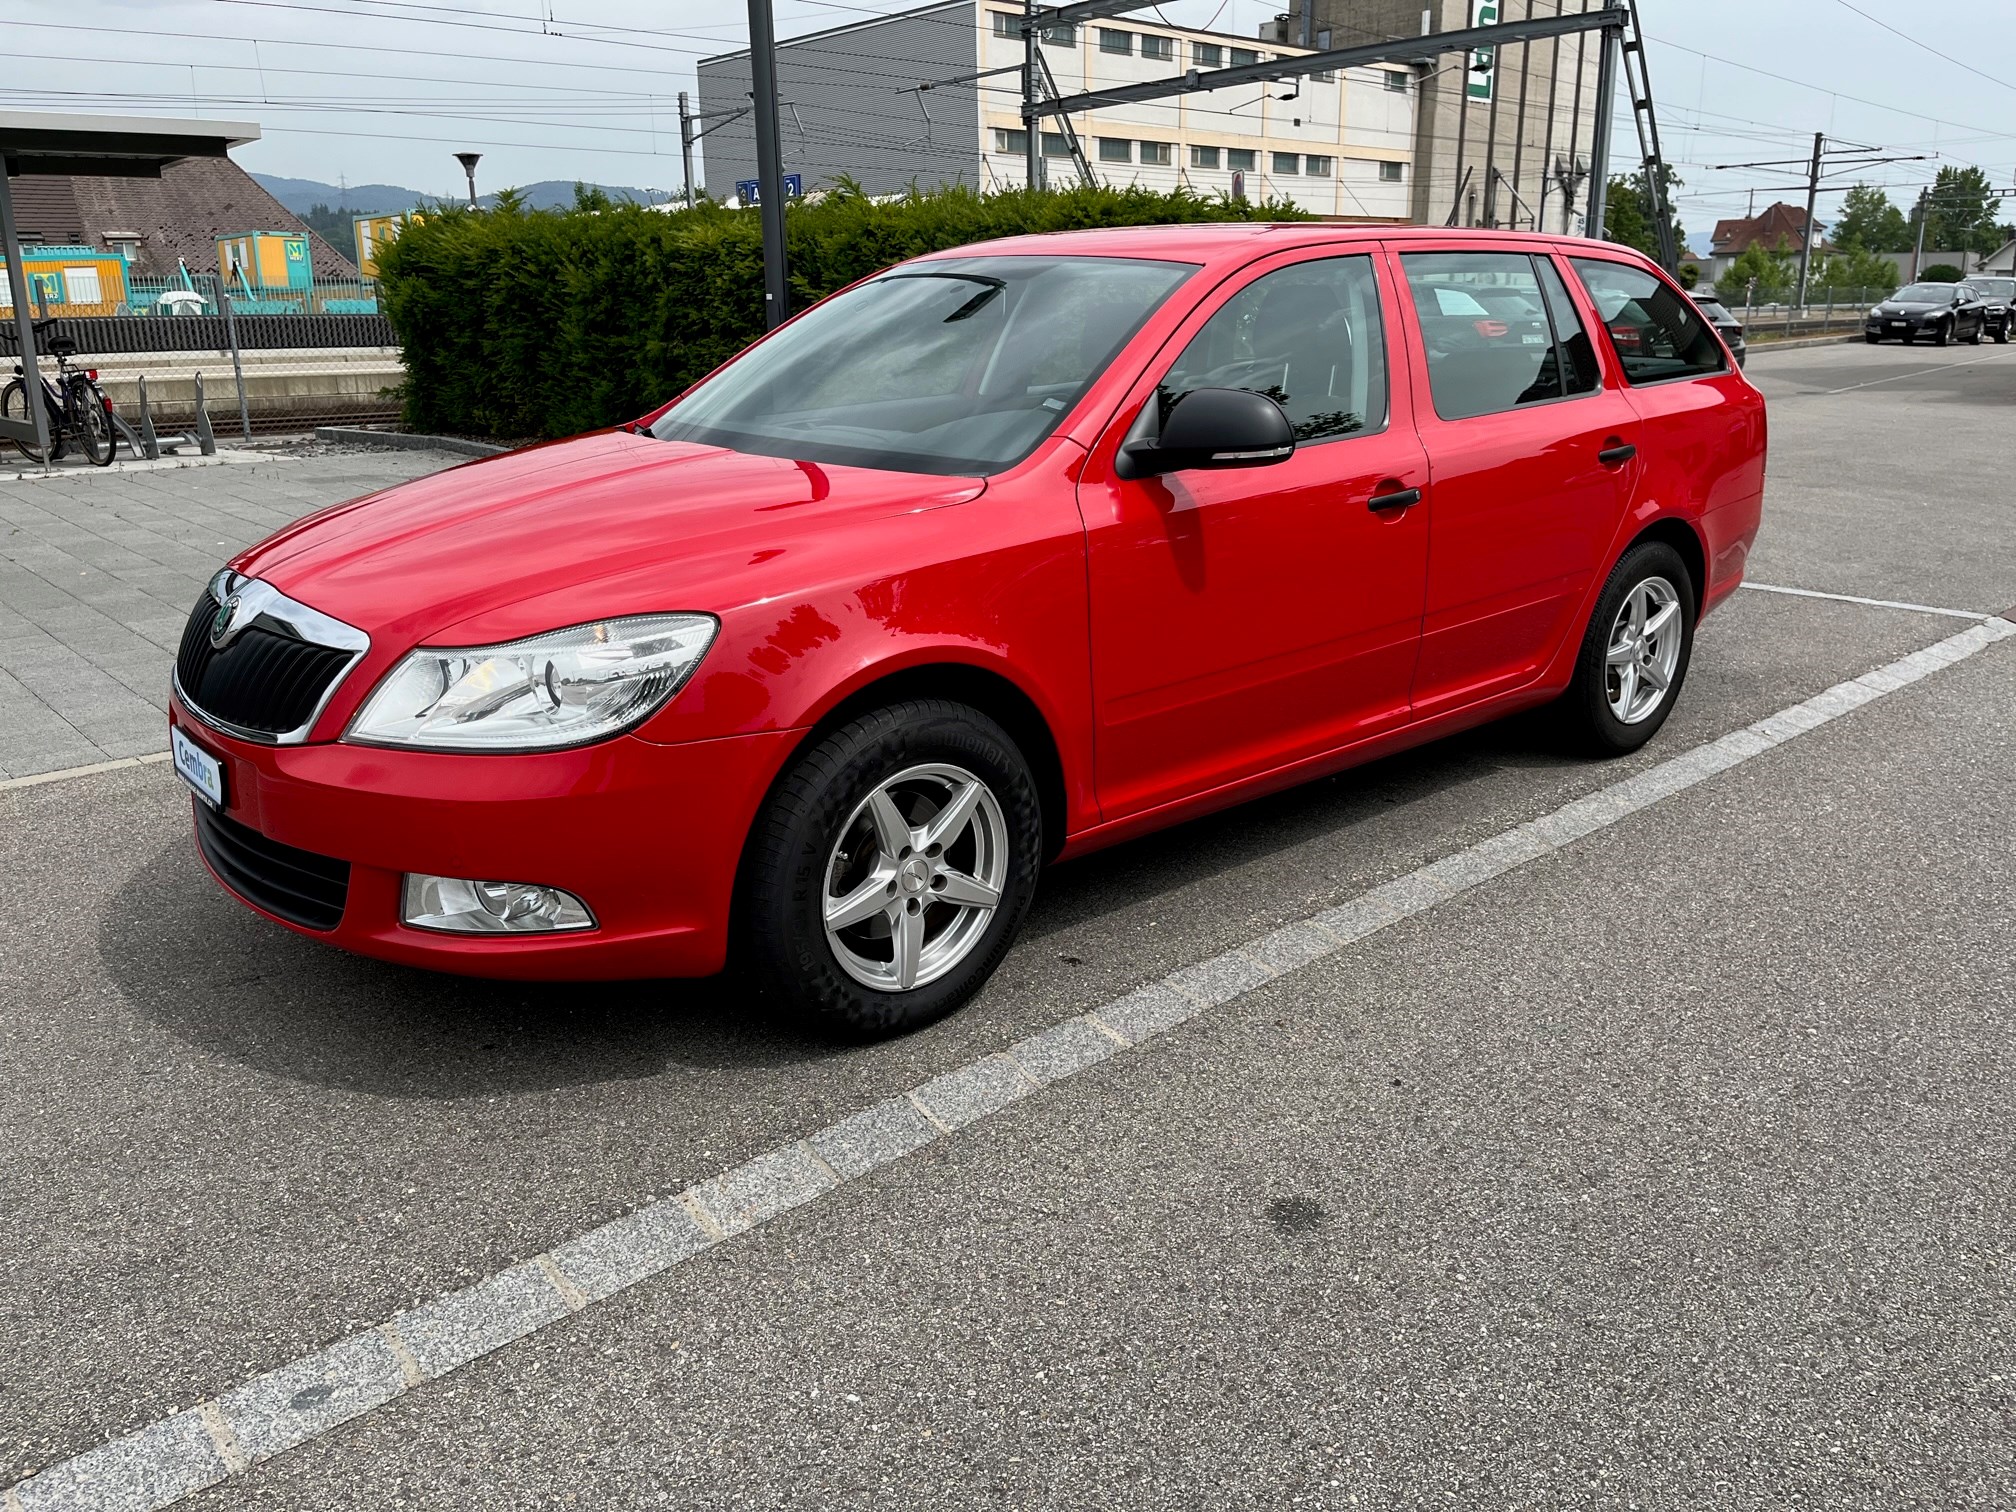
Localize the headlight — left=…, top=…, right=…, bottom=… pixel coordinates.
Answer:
left=346, top=613, right=717, bottom=751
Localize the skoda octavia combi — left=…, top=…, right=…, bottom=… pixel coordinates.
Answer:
left=170, top=225, right=1766, bottom=1035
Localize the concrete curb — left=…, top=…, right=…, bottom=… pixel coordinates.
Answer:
left=312, top=427, right=507, bottom=458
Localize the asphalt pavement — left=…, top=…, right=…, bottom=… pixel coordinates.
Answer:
left=4, top=342, right=2013, bottom=1509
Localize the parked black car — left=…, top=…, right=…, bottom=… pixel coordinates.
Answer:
left=1864, top=283, right=1988, bottom=346
left=1962, top=276, right=2014, bottom=342
left=1691, top=294, right=1747, bottom=366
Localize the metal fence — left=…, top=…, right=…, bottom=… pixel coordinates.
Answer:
left=1707, top=286, right=1893, bottom=341
left=3, top=277, right=402, bottom=439
left=123, top=275, right=382, bottom=317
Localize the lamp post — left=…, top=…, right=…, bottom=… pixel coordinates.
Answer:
left=454, top=151, right=482, bottom=210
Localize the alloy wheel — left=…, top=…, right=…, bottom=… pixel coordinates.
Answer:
left=1605, top=576, right=1684, bottom=726
left=822, top=762, right=1009, bottom=992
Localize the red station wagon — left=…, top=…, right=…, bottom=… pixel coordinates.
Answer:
left=169, top=226, right=1765, bottom=1035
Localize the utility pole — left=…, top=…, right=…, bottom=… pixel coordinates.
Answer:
left=1795, top=130, right=1823, bottom=310
left=1911, top=189, right=1928, bottom=280
left=1022, top=0, right=1044, bottom=190
left=746, top=0, right=790, bottom=328
left=678, top=91, right=697, bottom=208
left=1585, top=1, right=1621, bottom=242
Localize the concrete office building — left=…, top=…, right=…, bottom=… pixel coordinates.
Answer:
left=697, top=0, right=1416, bottom=220
left=1290, top=0, right=1609, bottom=232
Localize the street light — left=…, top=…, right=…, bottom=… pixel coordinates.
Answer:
left=454, top=151, right=482, bottom=210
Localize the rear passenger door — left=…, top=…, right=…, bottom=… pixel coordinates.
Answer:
left=1565, top=255, right=1763, bottom=606
left=1391, top=245, right=1643, bottom=715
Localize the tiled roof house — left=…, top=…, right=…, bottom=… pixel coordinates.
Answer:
left=1710, top=202, right=1827, bottom=258
left=7, top=157, right=357, bottom=279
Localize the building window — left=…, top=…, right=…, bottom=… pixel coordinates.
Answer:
left=1192, top=42, right=1222, bottom=67
left=1139, top=140, right=1172, bottom=166
left=1273, top=152, right=1301, bottom=175
left=1190, top=144, right=1221, bottom=169
left=1098, top=27, right=1132, bottom=54
left=994, top=128, right=1028, bottom=155
left=1098, top=138, right=1133, bottom=163
left=1043, top=131, right=1070, bottom=157
left=1229, top=47, right=1259, bottom=66
left=1305, top=155, right=1334, bottom=177
left=1384, top=69, right=1409, bottom=92
left=1227, top=147, right=1256, bottom=171
left=990, top=11, right=1016, bottom=37
left=1142, top=34, right=1174, bottom=61
left=1041, top=22, right=1074, bottom=46
left=63, top=266, right=103, bottom=304
left=1379, top=160, right=1404, bottom=181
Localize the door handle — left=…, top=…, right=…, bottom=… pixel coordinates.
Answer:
left=1367, top=485, right=1422, bottom=511
left=1598, top=442, right=1637, bottom=467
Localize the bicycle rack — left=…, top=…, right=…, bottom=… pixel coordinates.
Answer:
left=124, top=371, right=216, bottom=459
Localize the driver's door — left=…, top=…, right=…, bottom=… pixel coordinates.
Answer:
left=1076, top=248, right=1433, bottom=822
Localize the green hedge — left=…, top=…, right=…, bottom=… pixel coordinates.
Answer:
left=376, top=182, right=1313, bottom=439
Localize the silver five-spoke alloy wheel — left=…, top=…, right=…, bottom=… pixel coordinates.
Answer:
left=1606, top=574, right=1683, bottom=725
left=822, top=762, right=1009, bottom=993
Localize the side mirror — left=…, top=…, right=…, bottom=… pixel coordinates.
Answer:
left=1116, top=387, right=1295, bottom=480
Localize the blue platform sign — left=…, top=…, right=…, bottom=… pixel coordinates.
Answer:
left=735, top=175, right=803, bottom=204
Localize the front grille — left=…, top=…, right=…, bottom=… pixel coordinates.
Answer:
left=174, top=581, right=361, bottom=739
left=193, top=801, right=350, bottom=931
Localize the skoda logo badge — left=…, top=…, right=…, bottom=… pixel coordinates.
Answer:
left=209, top=591, right=245, bottom=649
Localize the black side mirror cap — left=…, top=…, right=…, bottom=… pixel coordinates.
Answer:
left=1115, top=386, right=1296, bottom=480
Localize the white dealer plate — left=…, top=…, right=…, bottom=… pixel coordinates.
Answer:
left=172, top=726, right=226, bottom=809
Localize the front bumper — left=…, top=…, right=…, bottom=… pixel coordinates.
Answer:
left=170, top=695, right=799, bottom=979
left=1865, top=315, right=1940, bottom=336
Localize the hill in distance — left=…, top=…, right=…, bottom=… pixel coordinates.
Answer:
left=252, top=173, right=675, bottom=216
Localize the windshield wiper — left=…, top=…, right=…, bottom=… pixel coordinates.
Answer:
left=881, top=271, right=1007, bottom=322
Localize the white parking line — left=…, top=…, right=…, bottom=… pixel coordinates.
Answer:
left=1739, top=581, right=1992, bottom=621
left=1811, top=349, right=2010, bottom=396
left=11, top=611, right=2012, bottom=1512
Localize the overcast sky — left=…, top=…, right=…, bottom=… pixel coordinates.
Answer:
left=8, top=0, right=2013, bottom=235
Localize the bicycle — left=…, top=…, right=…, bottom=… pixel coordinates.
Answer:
left=1, top=320, right=117, bottom=466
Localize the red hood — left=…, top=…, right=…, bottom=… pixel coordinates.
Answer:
left=238, top=431, right=986, bottom=647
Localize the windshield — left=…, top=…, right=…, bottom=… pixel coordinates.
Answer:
left=650, top=255, right=1196, bottom=475
left=1971, top=278, right=2014, bottom=297
left=1893, top=284, right=1957, bottom=303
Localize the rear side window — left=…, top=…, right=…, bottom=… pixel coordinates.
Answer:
left=1570, top=257, right=1726, bottom=383
left=1400, top=251, right=1591, bottom=421
left=1156, top=255, right=1388, bottom=443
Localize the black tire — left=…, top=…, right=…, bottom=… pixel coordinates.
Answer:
left=1996, top=327, right=2010, bottom=344
left=1864, top=333, right=1880, bottom=344
left=741, top=699, right=1043, bottom=1037
left=74, top=380, right=115, bottom=466
left=0, top=378, right=46, bottom=463
left=1966, top=321, right=1984, bottom=346
left=1933, top=320, right=1951, bottom=347
left=1556, top=540, right=1698, bottom=758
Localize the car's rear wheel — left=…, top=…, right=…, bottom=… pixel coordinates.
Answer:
left=742, top=699, right=1042, bottom=1037
left=1557, top=540, right=1697, bottom=757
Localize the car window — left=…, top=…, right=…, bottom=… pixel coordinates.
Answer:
left=1569, top=258, right=1727, bottom=384
left=651, top=255, right=1194, bottom=476
left=1156, top=255, right=1388, bottom=444
left=1400, top=251, right=1587, bottom=420
left=1535, top=257, right=1600, bottom=396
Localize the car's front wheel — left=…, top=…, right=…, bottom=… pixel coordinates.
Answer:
left=1865, top=332, right=1881, bottom=344
left=742, top=699, right=1042, bottom=1036
left=1557, top=540, right=1697, bottom=757
left=1933, top=320, right=1951, bottom=347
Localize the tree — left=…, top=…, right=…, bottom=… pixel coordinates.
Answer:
left=1677, top=261, right=1700, bottom=289
left=1911, top=166, right=2005, bottom=257
left=1807, top=245, right=1898, bottom=299
left=1832, top=183, right=1910, bottom=253
left=1601, top=165, right=1685, bottom=260
left=300, top=202, right=357, bottom=240
left=1722, top=242, right=1793, bottom=302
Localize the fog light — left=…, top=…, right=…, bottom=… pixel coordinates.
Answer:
left=401, top=874, right=596, bottom=934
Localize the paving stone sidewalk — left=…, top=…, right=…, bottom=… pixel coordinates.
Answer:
left=0, top=447, right=456, bottom=780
